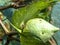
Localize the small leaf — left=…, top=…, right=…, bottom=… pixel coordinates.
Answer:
left=2, top=35, right=8, bottom=45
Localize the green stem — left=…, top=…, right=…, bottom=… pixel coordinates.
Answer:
left=9, top=22, right=22, bottom=33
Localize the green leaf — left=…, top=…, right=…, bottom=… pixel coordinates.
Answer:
left=20, top=32, right=45, bottom=45
left=12, top=1, right=52, bottom=29
left=0, top=0, right=12, bottom=6
left=2, top=35, right=8, bottom=45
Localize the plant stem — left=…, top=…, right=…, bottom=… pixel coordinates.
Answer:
left=0, top=20, right=10, bottom=34
left=49, top=37, right=56, bottom=45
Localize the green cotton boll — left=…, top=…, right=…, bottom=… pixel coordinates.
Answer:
left=26, top=18, right=59, bottom=42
